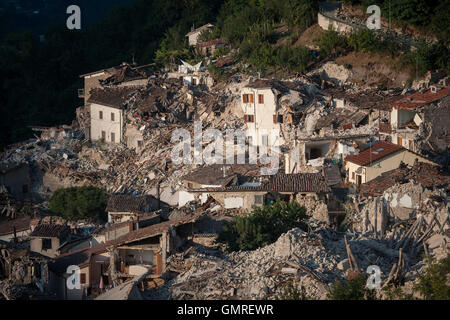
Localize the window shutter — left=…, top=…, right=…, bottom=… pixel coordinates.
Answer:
left=244, top=115, right=247, bottom=123
left=243, top=94, right=248, bottom=103
left=250, top=115, right=254, bottom=122
left=273, top=115, right=277, bottom=124
left=250, top=94, right=254, bottom=103
left=258, top=94, right=264, bottom=104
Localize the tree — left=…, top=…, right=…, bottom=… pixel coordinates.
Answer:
left=328, top=274, right=377, bottom=300
left=218, top=199, right=309, bottom=251
left=314, top=26, right=348, bottom=58
left=49, top=186, right=108, bottom=221
left=415, top=253, right=450, bottom=300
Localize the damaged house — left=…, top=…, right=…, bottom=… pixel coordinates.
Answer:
left=48, top=217, right=198, bottom=299
left=182, top=165, right=330, bottom=211
left=106, top=194, right=161, bottom=224
left=344, top=141, right=437, bottom=186
left=0, top=162, right=31, bottom=200
left=0, top=240, right=51, bottom=299
left=389, top=85, right=450, bottom=153
left=30, top=224, right=72, bottom=258
left=241, top=79, right=308, bottom=149
left=88, top=87, right=136, bottom=144
left=185, top=23, right=214, bottom=46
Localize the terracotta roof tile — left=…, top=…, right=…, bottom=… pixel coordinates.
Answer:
left=392, top=86, right=450, bottom=110
left=106, top=195, right=159, bottom=213
left=345, top=141, right=403, bottom=166
left=30, top=224, right=70, bottom=238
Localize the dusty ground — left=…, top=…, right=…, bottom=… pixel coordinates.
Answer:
left=294, top=24, right=325, bottom=49
left=335, top=52, right=411, bottom=88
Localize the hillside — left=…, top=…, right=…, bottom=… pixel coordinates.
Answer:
left=0, top=0, right=448, bottom=149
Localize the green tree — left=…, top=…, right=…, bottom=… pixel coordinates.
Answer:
left=314, top=26, right=348, bottom=58
left=218, top=199, right=309, bottom=252
left=276, top=281, right=310, bottom=300
left=49, top=186, right=108, bottom=221
left=415, top=253, right=450, bottom=300
left=328, top=274, right=377, bottom=300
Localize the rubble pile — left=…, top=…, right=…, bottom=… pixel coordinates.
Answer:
left=166, top=224, right=425, bottom=300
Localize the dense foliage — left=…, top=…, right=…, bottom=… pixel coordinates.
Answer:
left=1, top=0, right=448, bottom=149
left=327, top=274, right=377, bottom=300
left=343, top=0, right=450, bottom=45
left=217, top=199, right=309, bottom=252
left=0, top=0, right=223, bottom=150
left=415, top=254, right=450, bottom=300
left=276, top=281, right=310, bottom=300
left=49, top=186, right=108, bottom=221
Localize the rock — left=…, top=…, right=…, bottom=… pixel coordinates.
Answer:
left=337, top=258, right=350, bottom=271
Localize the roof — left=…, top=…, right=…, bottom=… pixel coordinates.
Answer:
left=182, top=165, right=236, bottom=187
left=108, top=218, right=196, bottom=247
left=391, top=86, right=450, bottom=110
left=50, top=217, right=199, bottom=274
left=95, top=275, right=144, bottom=300
left=87, top=87, right=137, bottom=109
left=48, top=243, right=108, bottom=274
left=106, top=195, right=159, bottom=213
left=345, top=141, right=403, bottom=166
left=0, top=240, right=51, bottom=261
left=196, top=37, right=227, bottom=48
left=359, top=162, right=450, bottom=195
left=0, top=216, right=31, bottom=236
left=193, top=173, right=330, bottom=193
left=186, top=23, right=214, bottom=37
left=30, top=224, right=70, bottom=238
left=244, top=79, right=289, bottom=92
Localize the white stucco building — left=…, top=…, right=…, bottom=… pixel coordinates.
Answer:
left=88, top=88, right=135, bottom=144
left=241, top=80, right=286, bottom=149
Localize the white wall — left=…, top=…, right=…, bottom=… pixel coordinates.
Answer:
left=241, top=87, right=283, bottom=147
left=90, top=103, right=123, bottom=143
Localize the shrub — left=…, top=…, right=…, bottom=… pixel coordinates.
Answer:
left=276, top=281, right=310, bottom=300
left=415, top=253, right=450, bottom=300
left=314, top=26, right=348, bottom=58
left=328, top=274, right=377, bottom=300
left=217, top=199, right=309, bottom=252
left=49, top=186, right=108, bottom=221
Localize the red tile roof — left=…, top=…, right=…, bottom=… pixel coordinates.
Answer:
left=392, top=86, right=450, bottom=110
left=345, top=141, right=403, bottom=166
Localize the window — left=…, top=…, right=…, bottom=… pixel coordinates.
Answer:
left=192, top=78, right=197, bottom=85
left=254, top=195, right=264, bottom=205
left=258, top=94, right=264, bottom=104
left=262, top=135, right=268, bottom=146
left=80, top=273, right=86, bottom=284
left=242, top=94, right=254, bottom=103
left=99, top=111, right=103, bottom=120
left=22, top=184, right=28, bottom=194
left=101, top=131, right=106, bottom=140
left=352, top=172, right=355, bottom=180
left=137, top=140, right=143, bottom=148
left=42, top=238, right=52, bottom=250
left=188, top=182, right=193, bottom=189
left=273, top=114, right=283, bottom=124
left=111, top=112, right=115, bottom=121
left=111, top=132, right=115, bottom=143
left=244, top=115, right=254, bottom=123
